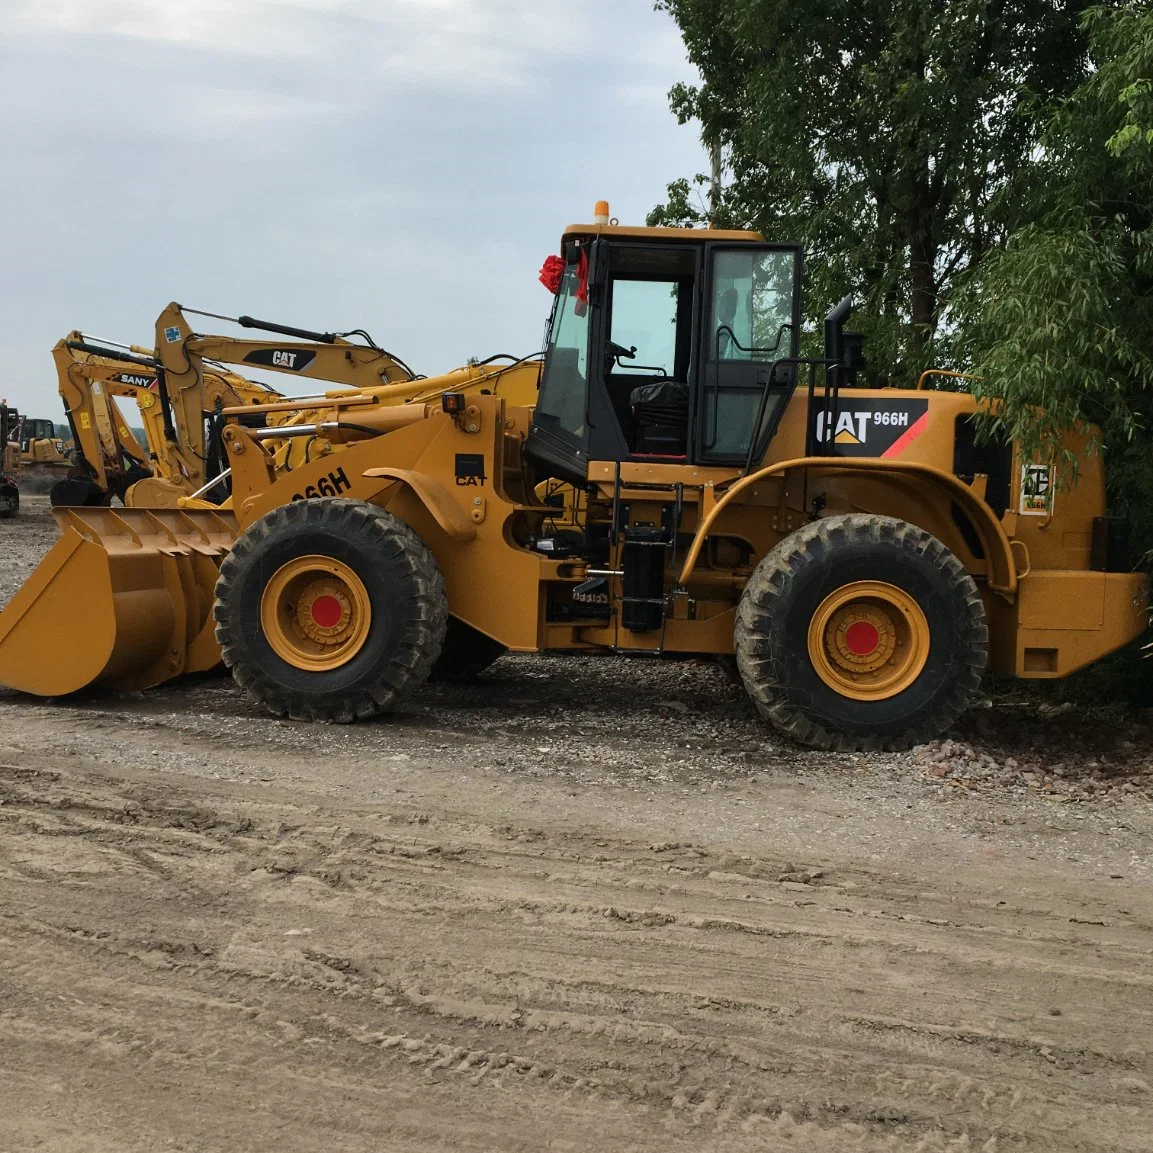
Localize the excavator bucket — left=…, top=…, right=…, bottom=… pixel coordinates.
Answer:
left=0, top=507, right=236, bottom=697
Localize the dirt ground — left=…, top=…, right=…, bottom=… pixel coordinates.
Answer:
left=2, top=495, right=1152, bottom=1153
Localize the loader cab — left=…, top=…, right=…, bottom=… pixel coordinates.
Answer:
left=526, top=232, right=802, bottom=484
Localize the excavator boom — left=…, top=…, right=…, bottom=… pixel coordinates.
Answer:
left=53, top=334, right=284, bottom=506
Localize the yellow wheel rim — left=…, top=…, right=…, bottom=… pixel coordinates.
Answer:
left=806, top=580, right=930, bottom=701
left=259, top=554, right=372, bottom=671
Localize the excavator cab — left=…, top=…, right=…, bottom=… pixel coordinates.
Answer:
left=19, top=418, right=57, bottom=450
left=526, top=231, right=803, bottom=484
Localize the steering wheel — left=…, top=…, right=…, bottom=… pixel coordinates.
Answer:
left=605, top=341, right=638, bottom=374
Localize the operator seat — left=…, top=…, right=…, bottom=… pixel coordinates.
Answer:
left=630, top=379, right=689, bottom=457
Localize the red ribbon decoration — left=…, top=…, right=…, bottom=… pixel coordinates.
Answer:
left=539, top=248, right=589, bottom=316
left=574, top=249, right=589, bottom=317
left=538, top=254, right=565, bottom=294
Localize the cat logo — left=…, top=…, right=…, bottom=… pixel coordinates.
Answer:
left=243, top=348, right=317, bottom=372
left=816, top=410, right=874, bottom=445
left=811, top=399, right=929, bottom=458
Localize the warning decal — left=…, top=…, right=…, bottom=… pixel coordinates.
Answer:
left=1019, top=463, right=1053, bottom=515
left=811, top=399, right=930, bottom=458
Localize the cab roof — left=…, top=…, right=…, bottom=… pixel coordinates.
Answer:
left=561, top=223, right=765, bottom=246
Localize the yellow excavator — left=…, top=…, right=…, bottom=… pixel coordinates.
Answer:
left=52, top=334, right=284, bottom=507
left=16, top=416, right=71, bottom=473
left=58, top=305, right=545, bottom=509
left=0, top=204, right=1146, bottom=750
left=51, top=341, right=159, bottom=506
left=138, top=304, right=559, bottom=536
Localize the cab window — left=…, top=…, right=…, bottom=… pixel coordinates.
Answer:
left=699, top=246, right=800, bottom=463
left=534, top=264, right=590, bottom=443
left=608, top=280, right=678, bottom=377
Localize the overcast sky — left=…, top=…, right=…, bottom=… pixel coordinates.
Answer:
left=0, top=0, right=707, bottom=415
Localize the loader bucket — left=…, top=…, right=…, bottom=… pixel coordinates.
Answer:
left=0, top=506, right=237, bottom=697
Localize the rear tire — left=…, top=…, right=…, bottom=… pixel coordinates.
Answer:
left=214, top=499, right=448, bottom=722
left=429, top=618, right=507, bottom=683
left=735, top=513, right=987, bottom=751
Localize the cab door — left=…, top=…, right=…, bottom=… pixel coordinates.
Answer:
left=694, top=245, right=802, bottom=466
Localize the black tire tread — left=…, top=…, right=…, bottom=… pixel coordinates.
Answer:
left=214, top=499, right=447, bottom=723
left=735, top=513, right=988, bottom=752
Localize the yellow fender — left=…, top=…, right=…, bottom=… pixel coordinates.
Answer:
left=362, top=467, right=477, bottom=542
left=678, top=458, right=1018, bottom=597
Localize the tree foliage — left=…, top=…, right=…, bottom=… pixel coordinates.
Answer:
left=956, top=3, right=1153, bottom=550
left=651, top=0, right=1103, bottom=384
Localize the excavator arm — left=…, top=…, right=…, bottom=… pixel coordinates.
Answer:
left=151, top=302, right=543, bottom=500
left=153, top=302, right=417, bottom=401
left=53, top=335, right=283, bottom=506
left=51, top=338, right=157, bottom=504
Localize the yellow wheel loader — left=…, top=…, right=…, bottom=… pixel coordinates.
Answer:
left=0, top=207, right=1147, bottom=750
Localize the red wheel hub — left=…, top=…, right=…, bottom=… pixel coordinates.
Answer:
left=311, top=595, right=343, bottom=629
left=844, top=620, right=880, bottom=656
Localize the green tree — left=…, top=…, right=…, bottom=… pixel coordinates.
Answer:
left=651, top=0, right=1104, bottom=384
left=957, top=3, right=1153, bottom=553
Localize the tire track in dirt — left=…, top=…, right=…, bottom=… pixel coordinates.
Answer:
left=2, top=758, right=1151, bottom=1151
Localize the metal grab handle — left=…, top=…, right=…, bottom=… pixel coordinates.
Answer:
left=1010, top=538, right=1032, bottom=580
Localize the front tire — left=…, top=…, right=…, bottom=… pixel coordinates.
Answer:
left=735, top=514, right=988, bottom=751
left=214, top=499, right=448, bottom=722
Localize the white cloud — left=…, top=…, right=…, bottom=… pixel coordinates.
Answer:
left=9, top=0, right=321, bottom=56
left=182, top=84, right=351, bottom=126
left=8, top=0, right=597, bottom=86
left=0, top=0, right=707, bottom=410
